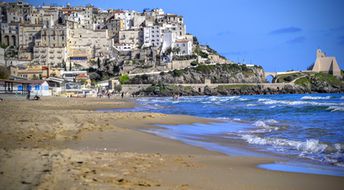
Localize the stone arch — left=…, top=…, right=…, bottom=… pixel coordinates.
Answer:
left=4, top=35, right=9, bottom=46
left=11, top=35, right=16, bottom=46
left=264, top=72, right=277, bottom=83
left=265, top=75, right=275, bottom=83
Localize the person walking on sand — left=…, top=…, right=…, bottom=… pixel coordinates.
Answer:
left=121, top=92, right=124, bottom=99
left=26, top=89, right=31, bottom=100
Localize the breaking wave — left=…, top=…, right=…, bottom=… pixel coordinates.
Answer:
left=258, top=98, right=343, bottom=107
left=241, top=135, right=344, bottom=166
left=327, top=106, right=344, bottom=112
left=301, top=96, right=331, bottom=100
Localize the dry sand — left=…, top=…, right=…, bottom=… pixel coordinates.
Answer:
left=0, top=96, right=343, bottom=190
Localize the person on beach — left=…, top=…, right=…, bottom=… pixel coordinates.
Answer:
left=26, top=89, right=30, bottom=100
left=121, top=92, right=124, bottom=99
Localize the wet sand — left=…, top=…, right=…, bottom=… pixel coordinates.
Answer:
left=0, top=96, right=343, bottom=189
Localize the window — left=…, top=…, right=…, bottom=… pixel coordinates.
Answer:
left=35, top=85, right=40, bottom=90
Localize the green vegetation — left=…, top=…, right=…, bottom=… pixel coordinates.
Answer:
left=313, top=73, right=342, bottom=86
left=276, top=73, right=304, bottom=83
left=0, top=43, right=8, bottom=49
left=0, top=66, right=10, bottom=79
left=190, top=60, right=199, bottom=66
left=295, top=73, right=343, bottom=88
left=172, top=69, right=184, bottom=77
left=193, top=63, right=256, bottom=75
left=217, top=84, right=254, bottom=90
left=119, top=74, right=129, bottom=84
left=295, top=77, right=311, bottom=87
left=194, top=46, right=208, bottom=58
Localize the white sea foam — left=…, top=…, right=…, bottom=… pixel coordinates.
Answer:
left=341, top=96, right=344, bottom=100
left=265, top=119, right=278, bottom=124
left=251, top=120, right=279, bottom=132
left=254, top=120, right=268, bottom=128
left=247, top=104, right=256, bottom=107
left=327, top=106, right=344, bottom=112
left=241, top=135, right=327, bottom=154
left=301, top=96, right=331, bottom=100
left=258, top=98, right=343, bottom=107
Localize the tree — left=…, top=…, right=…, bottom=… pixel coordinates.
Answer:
left=165, top=47, right=172, bottom=55
left=172, top=47, right=181, bottom=55
left=0, top=66, right=10, bottom=79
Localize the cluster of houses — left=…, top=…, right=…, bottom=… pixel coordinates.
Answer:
left=0, top=1, right=196, bottom=70
left=0, top=65, right=94, bottom=96
left=0, top=0, right=202, bottom=97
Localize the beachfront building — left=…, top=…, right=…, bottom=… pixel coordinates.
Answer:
left=0, top=79, right=51, bottom=96
left=9, top=65, right=49, bottom=79
left=60, top=70, right=88, bottom=82
left=312, top=49, right=342, bottom=78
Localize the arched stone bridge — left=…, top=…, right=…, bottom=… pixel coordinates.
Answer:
left=264, top=71, right=304, bottom=78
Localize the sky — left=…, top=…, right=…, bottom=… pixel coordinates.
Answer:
left=10, top=0, right=344, bottom=71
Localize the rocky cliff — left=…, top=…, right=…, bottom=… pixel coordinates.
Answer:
left=132, top=72, right=344, bottom=96
left=127, top=64, right=265, bottom=84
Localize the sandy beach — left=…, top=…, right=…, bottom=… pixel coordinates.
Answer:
left=0, top=96, right=343, bottom=190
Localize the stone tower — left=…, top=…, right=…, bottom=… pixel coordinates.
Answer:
left=312, top=49, right=341, bottom=78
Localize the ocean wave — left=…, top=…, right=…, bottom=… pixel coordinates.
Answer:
left=251, top=120, right=279, bottom=133
left=327, top=106, right=344, bottom=112
left=301, top=96, right=331, bottom=100
left=341, top=96, right=344, bottom=100
left=258, top=98, right=342, bottom=107
left=241, top=135, right=344, bottom=166
left=241, top=135, right=329, bottom=154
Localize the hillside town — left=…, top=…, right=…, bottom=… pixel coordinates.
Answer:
left=0, top=1, right=342, bottom=97
left=0, top=1, right=233, bottom=96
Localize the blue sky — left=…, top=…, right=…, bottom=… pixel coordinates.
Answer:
left=12, top=0, right=344, bottom=71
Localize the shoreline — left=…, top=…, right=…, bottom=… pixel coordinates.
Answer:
left=0, top=96, right=343, bottom=189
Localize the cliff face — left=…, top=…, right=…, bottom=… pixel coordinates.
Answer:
left=127, top=64, right=265, bottom=84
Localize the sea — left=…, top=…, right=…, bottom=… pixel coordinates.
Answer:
left=104, top=93, right=344, bottom=176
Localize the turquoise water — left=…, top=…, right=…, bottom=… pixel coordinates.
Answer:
left=105, top=93, right=344, bottom=176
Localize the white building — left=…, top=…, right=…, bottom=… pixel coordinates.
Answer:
left=113, top=43, right=133, bottom=52
left=143, top=25, right=163, bottom=47
left=175, top=39, right=193, bottom=56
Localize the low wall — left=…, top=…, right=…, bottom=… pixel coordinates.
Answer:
left=168, top=59, right=195, bottom=70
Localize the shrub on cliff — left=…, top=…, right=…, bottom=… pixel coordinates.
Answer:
left=119, top=74, right=129, bottom=84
